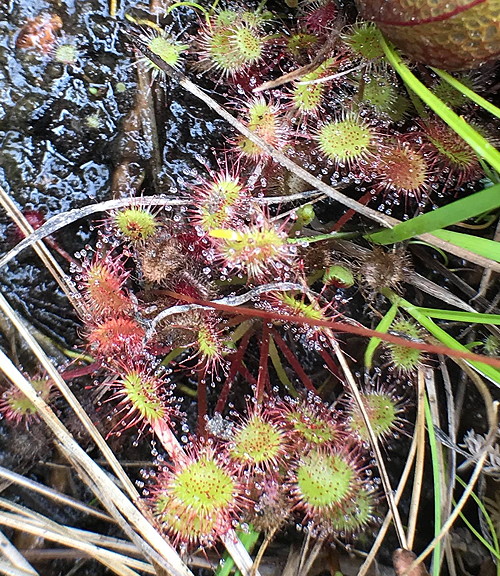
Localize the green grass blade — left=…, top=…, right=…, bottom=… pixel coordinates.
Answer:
left=425, top=394, right=442, bottom=576
left=367, top=184, right=500, bottom=244
left=430, top=68, right=500, bottom=120
left=415, top=309, right=500, bottom=325
left=380, top=36, right=500, bottom=172
left=455, top=476, right=500, bottom=566
left=364, top=302, right=399, bottom=368
left=431, top=230, right=500, bottom=262
left=381, top=290, right=500, bottom=386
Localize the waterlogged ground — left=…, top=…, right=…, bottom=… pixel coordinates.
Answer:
left=0, top=0, right=225, bottom=342
left=0, top=1, right=223, bottom=574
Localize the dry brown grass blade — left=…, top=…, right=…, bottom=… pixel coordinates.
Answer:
left=0, top=502, right=150, bottom=576
left=331, top=339, right=408, bottom=549
left=406, top=370, right=427, bottom=550
left=357, top=364, right=426, bottom=576
left=0, top=347, right=195, bottom=576
left=0, top=465, right=113, bottom=524
left=0, top=496, right=156, bottom=571
left=403, top=362, right=498, bottom=575
left=0, top=559, right=39, bottom=576
left=0, top=529, right=38, bottom=576
left=0, top=185, right=82, bottom=313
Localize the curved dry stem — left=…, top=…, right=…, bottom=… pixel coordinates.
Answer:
left=331, top=340, right=408, bottom=549
left=357, top=368, right=426, bottom=576
left=0, top=190, right=321, bottom=271
left=0, top=347, right=195, bottom=576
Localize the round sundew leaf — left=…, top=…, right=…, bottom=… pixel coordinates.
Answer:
left=344, top=22, right=384, bottom=60
left=326, top=487, right=375, bottom=533
left=231, top=415, right=283, bottom=465
left=120, top=371, right=166, bottom=422
left=317, top=119, right=373, bottom=163
left=148, top=35, right=187, bottom=67
left=172, top=456, right=236, bottom=513
left=375, top=144, right=428, bottom=195
left=114, top=207, right=158, bottom=241
left=286, top=408, right=335, bottom=445
left=232, top=26, right=263, bottom=62
left=155, top=494, right=223, bottom=544
left=349, top=393, right=399, bottom=439
left=296, top=450, right=355, bottom=508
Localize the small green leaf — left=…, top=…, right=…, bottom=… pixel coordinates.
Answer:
left=416, top=309, right=500, bottom=325
left=364, top=302, right=399, bottom=368
left=367, top=183, right=500, bottom=244
left=431, top=230, right=500, bottom=263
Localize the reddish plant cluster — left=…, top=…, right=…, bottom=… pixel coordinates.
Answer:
left=56, top=197, right=414, bottom=548
left=14, top=0, right=497, bottom=556
left=147, top=391, right=405, bottom=547
left=137, top=6, right=495, bottom=213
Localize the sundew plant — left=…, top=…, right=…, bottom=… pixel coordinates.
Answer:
left=0, top=1, right=499, bottom=575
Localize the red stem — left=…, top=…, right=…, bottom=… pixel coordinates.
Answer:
left=151, top=418, right=188, bottom=465
left=237, top=363, right=257, bottom=387
left=270, top=327, right=317, bottom=393
left=318, top=347, right=343, bottom=382
left=215, top=330, right=253, bottom=413
left=332, top=191, right=373, bottom=232
left=164, top=292, right=500, bottom=370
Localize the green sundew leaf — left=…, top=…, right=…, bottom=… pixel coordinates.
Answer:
left=416, top=309, right=500, bottom=325
left=364, top=302, right=399, bottom=368
left=380, top=36, right=500, bottom=172
left=431, top=230, right=500, bottom=263
left=367, top=184, right=500, bottom=244
left=431, top=68, right=500, bottom=120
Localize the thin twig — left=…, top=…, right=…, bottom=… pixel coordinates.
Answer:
left=0, top=466, right=113, bottom=524
left=406, top=369, right=427, bottom=550
left=332, top=341, right=407, bottom=549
